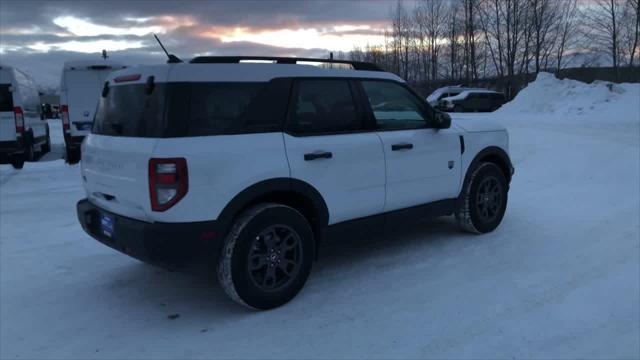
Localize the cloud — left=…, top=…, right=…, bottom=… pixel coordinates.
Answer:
left=52, top=16, right=165, bottom=37
left=0, top=0, right=397, bottom=90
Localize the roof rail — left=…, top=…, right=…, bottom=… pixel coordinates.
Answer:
left=189, top=56, right=383, bottom=71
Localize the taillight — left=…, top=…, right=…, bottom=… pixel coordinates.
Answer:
left=149, top=158, right=188, bottom=212
left=14, top=107, right=24, bottom=133
left=60, top=105, right=70, bottom=132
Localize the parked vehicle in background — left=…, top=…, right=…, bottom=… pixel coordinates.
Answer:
left=41, top=103, right=53, bottom=119
left=426, top=86, right=483, bottom=107
left=439, top=90, right=506, bottom=112
left=59, top=60, right=126, bottom=163
left=76, top=56, right=513, bottom=310
left=0, top=64, right=50, bottom=169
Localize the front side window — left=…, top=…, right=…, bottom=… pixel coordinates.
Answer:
left=361, top=80, right=428, bottom=130
left=288, top=80, right=360, bottom=134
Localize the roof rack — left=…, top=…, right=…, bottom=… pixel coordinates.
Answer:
left=188, top=56, right=383, bottom=71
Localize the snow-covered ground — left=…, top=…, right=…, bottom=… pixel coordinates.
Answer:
left=1, top=74, right=639, bottom=359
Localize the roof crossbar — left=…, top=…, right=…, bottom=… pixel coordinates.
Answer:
left=189, top=56, right=383, bottom=71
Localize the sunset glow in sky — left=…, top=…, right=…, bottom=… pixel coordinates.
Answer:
left=0, top=0, right=392, bottom=87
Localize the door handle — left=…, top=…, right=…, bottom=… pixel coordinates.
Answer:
left=304, top=151, right=333, bottom=161
left=391, top=143, right=413, bottom=151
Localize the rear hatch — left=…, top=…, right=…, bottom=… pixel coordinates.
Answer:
left=63, top=65, right=124, bottom=135
left=82, top=68, right=170, bottom=221
left=0, top=82, right=16, bottom=142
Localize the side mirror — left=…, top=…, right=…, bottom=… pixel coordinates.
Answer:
left=434, top=111, right=451, bottom=129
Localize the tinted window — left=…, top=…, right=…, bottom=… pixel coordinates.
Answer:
left=94, top=84, right=168, bottom=137
left=188, top=82, right=266, bottom=135
left=0, top=84, right=14, bottom=112
left=93, top=80, right=289, bottom=137
left=288, top=80, right=360, bottom=134
left=361, top=80, right=428, bottom=130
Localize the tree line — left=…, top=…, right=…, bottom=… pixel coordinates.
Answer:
left=349, top=0, right=639, bottom=97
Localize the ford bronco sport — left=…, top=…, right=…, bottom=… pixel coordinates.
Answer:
left=77, top=56, right=513, bottom=310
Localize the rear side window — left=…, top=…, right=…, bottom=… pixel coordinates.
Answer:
left=93, top=79, right=290, bottom=137
left=0, top=84, right=14, bottom=112
left=188, top=83, right=265, bottom=136
left=288, top=80, right=360, bottom=135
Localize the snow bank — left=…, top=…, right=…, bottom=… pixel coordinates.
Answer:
left=498, top=72, right=640, bottom=130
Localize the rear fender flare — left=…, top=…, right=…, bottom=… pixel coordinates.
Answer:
left=216, top=178, right=329, bottom=236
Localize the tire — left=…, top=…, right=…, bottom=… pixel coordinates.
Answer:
left=456, top=162, right=508, bottom=234
left=66, top=147, right=80, bottom=164
left=10, top=157, right=24, bottom=169
left=454, top=104, right=464, bottom=113
left=41, top=126, right=51, bottom=154
left=23, top=135, right=35, bottom=162
left=217, top=203, right=315, bottom=310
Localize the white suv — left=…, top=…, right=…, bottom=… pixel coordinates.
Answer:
left=76, top=57, right=513, bottom=310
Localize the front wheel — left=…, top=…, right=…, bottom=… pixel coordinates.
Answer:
left=457, top=162, right=508, bottom=233
left=217, top=203, right=314, bottom=310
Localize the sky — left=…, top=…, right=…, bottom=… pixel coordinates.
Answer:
left=0, top=0, right=397, bottom=90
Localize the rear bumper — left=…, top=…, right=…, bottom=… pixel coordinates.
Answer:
left=0, top=140, right=24, bottom=157
left=76, top=199, right=223, bottom=270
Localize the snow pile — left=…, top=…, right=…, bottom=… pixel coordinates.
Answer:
left=498, top=72, right=640, bottom=129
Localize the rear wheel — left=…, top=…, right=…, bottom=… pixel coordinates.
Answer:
left=457, top=162, right=508, bottom=233
left=10, top=156, right=24, bottom=169
left=24, top=136, right=35, bottom=162
left=41, top=127, right=51, bottom=154
left=66, top=147, right=80, bottom=164
left=217, top=203, right=314, bottom=310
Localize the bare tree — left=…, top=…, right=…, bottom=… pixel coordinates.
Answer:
left=529, top=0, right=561, bottom=72
left=621, top=0, right=640, bottom=65
left=462, top=0, right=480, bottom=83
left=584, top=0, right=626, bottom=71
left=445, top=1, right=463, bottom=80
left=478, top=0, right=529, bottom=97
left=414, top=0, right=447, bottom=81
left=391, top=1, right=412, bottom=80
left=554, top=0, right=579, bottom=72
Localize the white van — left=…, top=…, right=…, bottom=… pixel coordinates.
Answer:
left=0, top=64, right=50, bottom=169
left=59, top=60, right=126, bottom=163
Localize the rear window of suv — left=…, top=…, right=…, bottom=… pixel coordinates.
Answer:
left=93, top=79, right=291, bottom=137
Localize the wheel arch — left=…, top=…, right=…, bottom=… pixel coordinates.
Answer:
left=216, top=178, right=329, bottom=240
left=465, top=146, right=513, bottom=185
